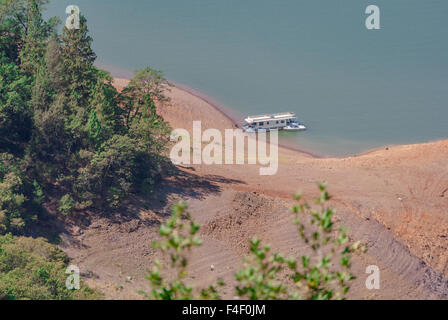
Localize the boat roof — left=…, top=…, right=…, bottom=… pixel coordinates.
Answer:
left=245, top=112, right=297, bottom=123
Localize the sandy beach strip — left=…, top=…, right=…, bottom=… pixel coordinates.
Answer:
left=113, top=77, right=318, bottom=160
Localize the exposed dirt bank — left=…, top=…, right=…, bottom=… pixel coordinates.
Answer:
left=58, top=78, right=448, bottom=299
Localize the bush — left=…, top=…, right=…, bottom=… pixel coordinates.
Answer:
left=0, top=153, right=41, bottom=235
left=140, top=203, right=223, bottom=300
left=58, top=194, right=75, bottom=216
left=0, top=234, right=100, bottom=300
left=75, top=134, right=164, bottom=209
left=144, top=183, right=365, bottom=300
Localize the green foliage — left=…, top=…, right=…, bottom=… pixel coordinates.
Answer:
left=0, top=234, right=100, bottom=300
left=235, top=238, right=290, bottom=299
left=44, top=33, right=65, bottom=91
left=32, top=180, right=44, bottom=206
left=0, top=172, right=27, bottom=233
left=235, top=183, right=365, bottom=300
left=60, top=14, right=97, bottom=107
left=0, top=153, right=40, bottom=235
left=1, top=0, right=172, bottom=224
left=145, top=184, right=365, bottom=300
left=1, top=1, right=58, bottom=64
left=87, top=109, right=103, bottom=147
left=123, top=66, right=173, bottom=109
left=140, top=203, right=223, bottom=300
left=57, top=194, right=75, bottom=217
left=75, top=134, right=163, bottom=208
left=0, top=52, right=32, bottom=154
left=0, top=0, right=172, bottom=299
left=89, top=73, right=125, bottom=140
left=19, top=0, right=55, bottom=75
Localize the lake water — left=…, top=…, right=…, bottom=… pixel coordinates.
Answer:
left=46, top=0, right=448, bottom=156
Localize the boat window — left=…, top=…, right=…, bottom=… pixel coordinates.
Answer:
left=267, top=122, right=270, bottom=125
left=281, top=120, right=285, bottom=123
left=259, top=122, right=264, bottom=126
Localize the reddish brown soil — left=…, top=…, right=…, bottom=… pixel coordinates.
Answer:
left=57, top=78, right=448, bottom=299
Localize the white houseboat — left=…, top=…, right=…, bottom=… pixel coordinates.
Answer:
left=242, top=112, right=306, bottom=133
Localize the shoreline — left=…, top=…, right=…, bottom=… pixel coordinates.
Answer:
left=174, top=83, right=448, bottom=160
left=113, top=76, right=448, bottom=160
left=93, top=75, right=448, bottom=300
left=171, top=81, right=324, bottom=159
left=113, top=76, right=323, bottom=159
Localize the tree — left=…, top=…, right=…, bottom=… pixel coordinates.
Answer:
left=0, top=52, right=32, bottom=155
left=1, top=0, right=172, bottom=229
left=0, top=234, right=100, bottom=300
left=88, top=69, right=125, bottom=140
left=44, top=33, right=65, bottom=90
left=0, top=9, right=22, bottom=62
left=121, top=67, right=173, bottom=124
left=60, top=14, right=96, bottom=108
left=120, top=67, right=172, bottom=158
left=128, top=93, right=172, bottom=155
left=87, top=109, right=103, bottom=147
left=1, top=0, right=57, bottom=63
left=58, top=194, right=75, bottom=216
left=0, top=153, right=42, bottom=235
left=19, top=0, right=51, bottom=75
left=31, top=33, right=65, bottom=112
left=75, top=135, right=157, bottom=208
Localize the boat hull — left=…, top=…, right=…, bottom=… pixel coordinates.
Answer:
left=242, top=125, right=307, bottom=133
left=283, top=125, right=307, bottom=131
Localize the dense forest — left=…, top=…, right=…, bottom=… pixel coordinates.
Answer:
left=0, top=0, right=172, bottom=299
left=0, top=0, right=172, bottom=234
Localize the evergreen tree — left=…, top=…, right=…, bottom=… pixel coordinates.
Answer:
left=0, top=11, right=22, bottom=62
left=0, top=153, right=41, bottom=235
left=44, top=33, right=65, bottom=90
left=129, top=93, right=171, bottom=155
left=87, top=109, right=103, bottom=147
left=89, top=70, right=124, bottom=140
left=60, top=14, right=96, bottom=108
left=30, top=63, right=50, bottom=111
left=19, top=0, right=47, bottom=75
left=1, top=0, right=172, bottom=222
left=0, top=52, right=32, bottom=155
left=30, top=33, right=64, bottom=112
